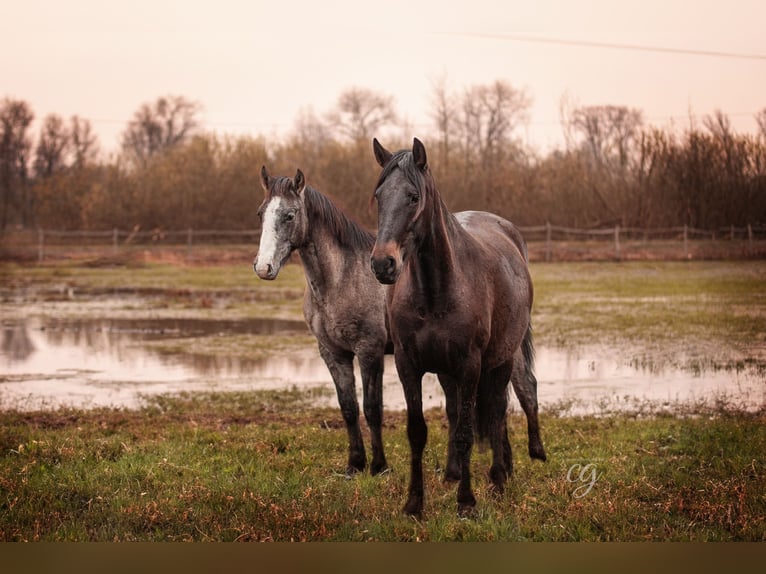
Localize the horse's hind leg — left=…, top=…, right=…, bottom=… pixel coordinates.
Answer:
left=510, top=350, right=547, bottom=461
left=318, top=344, right=366, bottom=474
left=480, top=363, right=513, bottom=494
left=358, top=353, right=388, bottom=475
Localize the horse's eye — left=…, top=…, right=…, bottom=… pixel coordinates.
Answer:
left=408, top=193, right=420, bottom=205
left=284, top=211, right=295, bottom=222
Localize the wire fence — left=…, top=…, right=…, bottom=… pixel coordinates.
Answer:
left=1, top=224, right=765, bottom=264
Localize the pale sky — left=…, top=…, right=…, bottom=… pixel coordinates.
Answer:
left=2, top=0, right=765, bottom=156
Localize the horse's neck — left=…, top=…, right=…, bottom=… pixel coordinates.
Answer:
left=411, top=200, right=462, bottom=296
left=298, top=220, right=346, bottom=297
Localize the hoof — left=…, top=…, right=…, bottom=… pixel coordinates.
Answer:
left=457, top=501, right=477, bottom=519
left=403, top=495, right=424, bottom=517
left=370, top=461, right=391, bottom=476
left=345, top=464, right=365, bottom=478
left=488, top=464, right=507, bottom=494
left=529, top=443, right=547, bottom=461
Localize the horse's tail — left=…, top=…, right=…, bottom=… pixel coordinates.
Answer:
left=521, top=321, right=535, bottom=387
left=474, top=321, right=535, bottom=443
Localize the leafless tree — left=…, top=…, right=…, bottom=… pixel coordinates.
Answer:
left=1, top=98, right=34, bottom=229
left=569, top=105, right=643, bottom=170
left=429, top=75, right=456, bottom=166
left=121, top=95, right=201, bottom=166
left=756, top=108, right=766, bottom=139
left=325, top=87, right=397, bottom=143
left=70, top=115, right=99, bottom=168
left=704, top=109, right=734, bottom=143
left=457, top=80, right=530, bottom=161
left=34, top=114, right=70, bottom=178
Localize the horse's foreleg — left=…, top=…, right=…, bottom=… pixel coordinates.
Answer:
left=510, top=351, right=546, bottom=461
left=437, top=374, right=460, bottom=483
left=319, top=345, right=366, bottom=474
left=359, top=353, right=388, bottom=475
left=398, top=361, right=427, bottom=517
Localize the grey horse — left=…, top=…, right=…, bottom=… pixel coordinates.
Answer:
left=254, top=166, right=389, bottom=475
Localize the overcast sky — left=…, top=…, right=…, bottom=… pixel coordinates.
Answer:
left=2, top=0, right=765, bottom=156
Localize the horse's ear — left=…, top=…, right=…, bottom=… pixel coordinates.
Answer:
left=294, top=169, right=306, bottom=197
left=373, top=138, right=393, bottom=168
left=412, top=138, right=428, bottom=170
left=260, top=165, right=270, bottom=194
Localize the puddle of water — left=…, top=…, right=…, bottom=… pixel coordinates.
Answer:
left=1, top=317, right=763, bottom=414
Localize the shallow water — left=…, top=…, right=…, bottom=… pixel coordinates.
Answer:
left=1, top=316, right=763, bottom=414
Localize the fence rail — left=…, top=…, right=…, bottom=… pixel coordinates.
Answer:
left=2, top=224, right=765, bottom=263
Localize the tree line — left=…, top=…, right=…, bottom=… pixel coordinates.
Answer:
left=2, top=85, right=765, bottom=235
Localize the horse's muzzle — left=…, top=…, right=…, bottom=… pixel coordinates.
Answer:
left=370, top=242, right=401, bottom=284
left=253, top=256, right=277, bottom=280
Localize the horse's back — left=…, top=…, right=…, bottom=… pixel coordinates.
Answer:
left=455, top=211, right=529, bottom=265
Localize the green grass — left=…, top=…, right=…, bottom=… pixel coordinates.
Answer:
left=1, top=391, right=763, bottom=541
left=1, top=258, right=305, bottom=293
left=1, top=259, right=765, bottom=541
left=1, top=259, right=306, bottom=321
left=531, top=261, right=766, bottom=360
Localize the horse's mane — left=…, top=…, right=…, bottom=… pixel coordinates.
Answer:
left=269, top=176, right=374, bottom=251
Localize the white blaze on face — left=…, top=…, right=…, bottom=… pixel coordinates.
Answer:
left=255, top=197, right=283, bottom=275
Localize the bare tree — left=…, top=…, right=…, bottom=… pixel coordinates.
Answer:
left=569, top=105, right=643, bottom=170
left=34, top=114, right=70, bottom=178
left=325, top=87, right=397, bottom=143
left=1, top=98, right=34, bottom=230
left=429, top=75, right=455, bottom=167
left=121, top=95, right=201, bottom=165
left=70, top=115, right=99, bottom=168
left=756, top=108, right=766, bottom=139
left=704, top=109, right=734, bottom=143
left=457, top=80, right=530, bottom=164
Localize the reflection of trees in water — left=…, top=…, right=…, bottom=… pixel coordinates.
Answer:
left=2, top=324, right=36, bottom=361
left=2, top=317, right=319, bottom=379
left=40, top=320, right=135, bottom=363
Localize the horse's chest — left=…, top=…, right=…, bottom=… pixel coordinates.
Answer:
left=394, top=312, right=484, bottom=371
left=305, top=293, right=381, bottom=350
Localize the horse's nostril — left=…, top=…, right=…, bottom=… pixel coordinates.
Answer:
left=266, top=263, right=273, bottom=275
left=385, top=256, right=395, bottom=270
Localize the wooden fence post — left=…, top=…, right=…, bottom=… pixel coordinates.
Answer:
left=186, top=228, right=193, bottom=262
left=545, top=221, right=552, bottom=262
left=683, top=224, right=688, bottom=259
left=112, top=228, right=118, bottom=255
left=38, top=228, right=45, bottom=262
left=614, top=224, right=621, bottom=260
left=747, top=224, right=753, bottom=255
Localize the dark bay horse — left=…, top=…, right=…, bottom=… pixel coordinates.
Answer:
left=254, top=166, right=388, bottom=475
left=370, top=138, right=545, bottom=516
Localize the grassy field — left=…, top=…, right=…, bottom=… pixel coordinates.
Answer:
left=1, top=258, right=765, bottom=541
left=1, top=391, right=763, bottom=541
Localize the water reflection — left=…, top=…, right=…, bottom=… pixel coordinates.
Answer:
left=2, top=324, right=35, bottom=362
left=1, top=317, right=763, bottom=414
